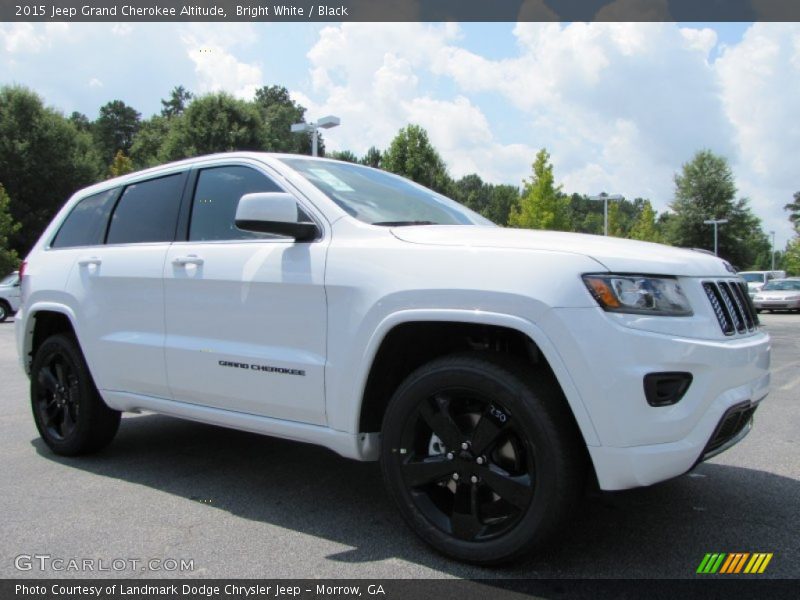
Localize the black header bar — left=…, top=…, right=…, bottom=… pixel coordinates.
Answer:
left=3, top=0, right=800, bottom=22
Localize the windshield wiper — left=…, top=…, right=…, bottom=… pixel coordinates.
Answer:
left=372, top=220, right=438, bottom=226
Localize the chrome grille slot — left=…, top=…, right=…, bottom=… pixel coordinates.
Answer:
left=702, top=279, right=759, bottom=336
left=719, top=282, right=745, bottom=333
left=735, top=281, right=760, bottom=329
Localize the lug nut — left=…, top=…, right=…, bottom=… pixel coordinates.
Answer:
left=452, top=473, right=460, bottom=481
left=476, top=457, right=485, bottom=465
left=446, top=452, right=454, bottom=460
left=470, top=475, right=479, bottom=484
left=461, top=442, right=470, bottom=450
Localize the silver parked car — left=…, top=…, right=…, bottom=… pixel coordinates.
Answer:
left=752, top=278, right=800, bottom=313
left=0, top=270, right=21, bottom=322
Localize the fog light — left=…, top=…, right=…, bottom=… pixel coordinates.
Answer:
left=643, top=372, right=693, bottom=407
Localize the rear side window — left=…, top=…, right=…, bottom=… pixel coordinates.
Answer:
left=51, top=188, right=118, bottom=248
left=107, top=174, right=185, bottom=245
left=189, top=166, right=283, bottom=241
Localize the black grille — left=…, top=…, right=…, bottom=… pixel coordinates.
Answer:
left=702, top=280, right=759, bottom=335
left=703, top=402, right=757, bottom=457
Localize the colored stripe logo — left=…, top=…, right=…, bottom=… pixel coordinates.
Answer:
left=697, top=553, right=773, bottom=574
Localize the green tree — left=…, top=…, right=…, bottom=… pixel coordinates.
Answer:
left=785, top=191, right=800, bottom=234
left=664, top=150, right=768, bottom=268
left=485, top=185, right=519, bottom=226
left=382, top=124, right=451, bottom=194
left=0, top=184, right=21, bottom=275
left=328, top=150, right=358, bottom=163
left=69, top=111, right=92, bottom=132
left=254, top=85, right=315, bottom=154
left=629, top=200, right=660, bottom=242
left=452, top=174, right=490, bottom=214
left=129, top=115, right=172, bottom=168
left=360, top=146, right=382, bottom=168
left=160, top=92, right=267, bottom=161
left=783, top=237, right=800, bottom=276
left=606, top=201, right=627, bottom=237
left=161, top=85, right=193, bottom=118
left=0, top=86, right=102, bottom=253
left=107, top=150, right=135, bottom=179
left=93, top=100, right=141, bottom=162
left=509, top=148, right=569, bottom=231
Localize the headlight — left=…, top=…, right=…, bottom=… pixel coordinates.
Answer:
left=582, top=274, right=693, bottom=316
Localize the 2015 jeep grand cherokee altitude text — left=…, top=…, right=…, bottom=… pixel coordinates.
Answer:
left=16, top=153, right=770, bottom=564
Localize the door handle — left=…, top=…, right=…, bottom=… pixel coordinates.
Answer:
left=77, top=256, right=102, bottom=267
left=172, top=255, right=204, bottom=266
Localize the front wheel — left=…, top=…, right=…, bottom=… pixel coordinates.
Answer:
left=0, top=301, right=9, bottom=322
left=30, top=334, right=121, bottom=455
left=380, top=353, right=585, bottom=564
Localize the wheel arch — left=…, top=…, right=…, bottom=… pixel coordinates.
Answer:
left=355, top=309, right=600, bottom=448
left=21, top=303, right=81, bottom=375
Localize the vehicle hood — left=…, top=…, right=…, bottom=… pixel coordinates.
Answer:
left=391, top=226, right=733, bottom=277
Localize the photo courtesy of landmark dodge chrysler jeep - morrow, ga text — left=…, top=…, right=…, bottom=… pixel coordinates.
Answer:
left=15, top=153, right=770, bottom=564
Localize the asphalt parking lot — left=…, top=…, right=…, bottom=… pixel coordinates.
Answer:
left=0, top=314, right=798, bottom=580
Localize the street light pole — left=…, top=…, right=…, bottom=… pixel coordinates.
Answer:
left=290, top=115, right=340, bottom=157
left=588, top=193, right=624, bottom=236
left=770, top=230, right=776, bottom=270
left=703, top=218, right=728, bottom=256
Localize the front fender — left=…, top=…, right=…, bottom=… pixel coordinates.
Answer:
left=326, top=307, right=600, bottom=448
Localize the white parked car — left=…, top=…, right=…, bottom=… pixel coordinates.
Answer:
left=0, top=270, right=20, bottom=322
left=738, top=270, right=786, bottom=298
left=15, top=153, right=770, bottom=564
left=752, top=278, right=800, bottom=312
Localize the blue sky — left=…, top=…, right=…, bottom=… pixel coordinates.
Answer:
left=1, top=21, right=798, bottom=248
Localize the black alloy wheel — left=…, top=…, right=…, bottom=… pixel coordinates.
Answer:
left=30, top=334, right=120, bottom=455
left=35, top=350, right=80, bottom=441
left=398, top=390, right=534, bottom=543
left=381, top=353, right=585, bottom=564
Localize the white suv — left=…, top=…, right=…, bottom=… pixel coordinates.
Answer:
left=15, top=153, right=770, bottom=564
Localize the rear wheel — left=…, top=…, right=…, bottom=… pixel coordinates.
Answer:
left=380, top=353, right=585, bottom=564
left=30, top=334, right=120, bottom=455
left=0, top=301, right=9, bottom=322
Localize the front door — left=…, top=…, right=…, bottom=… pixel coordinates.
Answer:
left=163, top=163, right=328, bottom=425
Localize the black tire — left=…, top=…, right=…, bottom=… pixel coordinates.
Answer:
left=30, top=334, right=120, bottom=456
left=0, top=301, right=9, bottom=322
left=380, top=353, right=586, bottom=564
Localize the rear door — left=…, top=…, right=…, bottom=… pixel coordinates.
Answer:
left=163, top=162, right=328, bottom=425
left=64, top=172, right=187, bottom=398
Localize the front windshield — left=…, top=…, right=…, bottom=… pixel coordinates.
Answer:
left=740, top=273, right=765, bottom=283
left=0, top=272, right=18, bottom=286
left=279, top=157, right=493, bottom=226
left=762, top=280, right=800, bottom=291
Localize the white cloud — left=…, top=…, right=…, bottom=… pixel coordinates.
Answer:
left=301, top=23, right=533, bottom=184
left=429, top=23, right=736, bottom=200
left=180, top=26, right=263, bottom=99
left=111, top=24, right=133, bottom=37
left=716, top=23, right=800, bottom=247
left=88, top=78, right=103, bottom=88
left=300, top=21, right=799, bottom=247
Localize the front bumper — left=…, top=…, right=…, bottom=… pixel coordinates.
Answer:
left=542, top=307, right=770, bottom=490
left=753, top=299, right=800, bottom=310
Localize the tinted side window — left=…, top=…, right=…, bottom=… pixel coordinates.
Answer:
left=51, top=188, right=118, bottom=248
left=189, top=166, right=283, bottom=241
left=107, top=174, right=184, bottom=244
